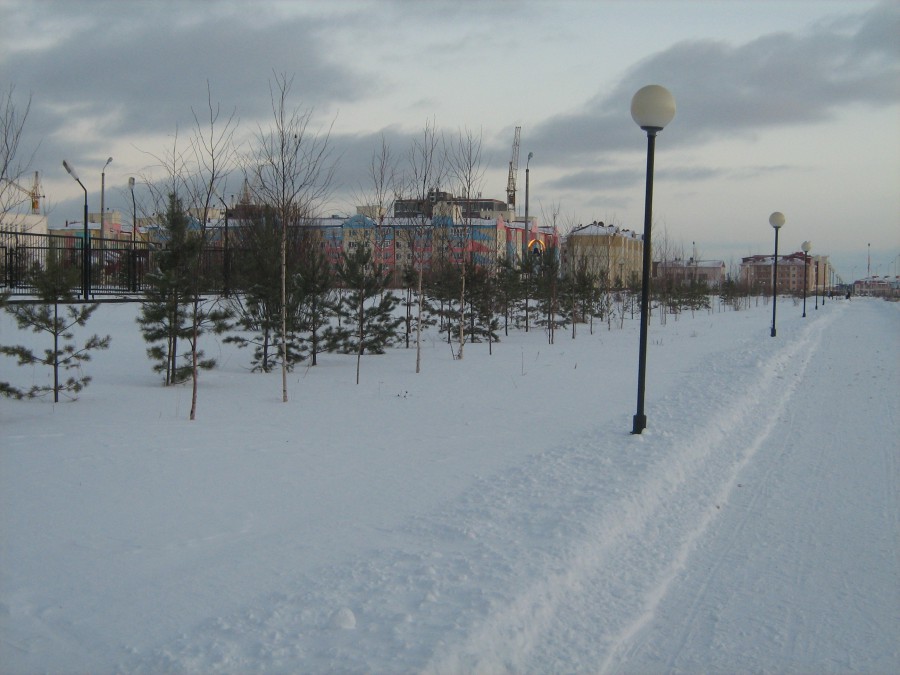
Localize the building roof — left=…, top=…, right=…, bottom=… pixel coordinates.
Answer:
left=566, top=221, right=642, bottom=240
left=658, top=258, right=725, bottom=268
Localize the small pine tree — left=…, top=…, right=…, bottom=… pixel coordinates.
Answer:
left=468, top=265, right=501, bottom=353
left=427, top=262, right=462, bottom=346
left=0, top=290, right=16, bottom=398
left=137, top=193, right=230, bottom=385
left=0, top=254, right=111, bottom=401
left=325, top=244, right=402, bottom=383
left=225, top=214, right=306, bottom=372
left=495, top=256, right=521, bottom=337
left=295, top=234, right=334, bottom=366
left=518, top=254, right=539, bottom=332
left=534, top=252, right=564, bottom=343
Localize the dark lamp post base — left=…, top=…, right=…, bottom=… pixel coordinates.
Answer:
left=632, top=414, right=647, bottom=435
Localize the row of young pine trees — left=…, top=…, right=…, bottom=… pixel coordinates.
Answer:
left=1, top=193, right=720, bottom=409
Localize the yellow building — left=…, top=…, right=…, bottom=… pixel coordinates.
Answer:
left=561, top=222, right=643, bottom=287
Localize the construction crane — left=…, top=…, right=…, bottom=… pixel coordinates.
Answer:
left=1, top=171, right=43, bottom=214
left=506, top=126, right=521, bottom=211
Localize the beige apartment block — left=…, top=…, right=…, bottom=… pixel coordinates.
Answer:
left=562, top=221, right=643, bottom=287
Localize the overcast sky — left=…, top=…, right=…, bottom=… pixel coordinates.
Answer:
left=3, top=0, right=898, bottom=278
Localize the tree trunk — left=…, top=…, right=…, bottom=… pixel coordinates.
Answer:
left=189, top=297, right=199, bottom=420
left=356, top=292, right=364, bottom=384
left=458, top=270, right=465, bottom=360
left=415, top=264, right=423, bottom=374
left=280, top=217, right=288, bottom=402
left=53, top=300, right=59, bottom=402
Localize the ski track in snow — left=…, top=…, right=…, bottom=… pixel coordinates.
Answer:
left=426, top=306, right=837, bottom=674
left=120, top=305, right=860, bottom=673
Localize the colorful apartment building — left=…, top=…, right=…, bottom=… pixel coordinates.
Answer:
left=315, top=213, right=557, bottom=284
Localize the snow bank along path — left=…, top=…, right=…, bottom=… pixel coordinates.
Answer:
left=118, top=300, right=898, bottom=673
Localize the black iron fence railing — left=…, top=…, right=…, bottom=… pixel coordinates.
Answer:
left=1, top=230, right=234, bottom=297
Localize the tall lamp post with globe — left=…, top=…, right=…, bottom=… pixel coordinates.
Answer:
left=769, top=211, right=785, bottom=337
left=630, top=84, right=675, bottom=436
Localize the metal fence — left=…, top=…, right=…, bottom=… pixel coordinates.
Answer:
left=1, top=230, right=231, bottom=297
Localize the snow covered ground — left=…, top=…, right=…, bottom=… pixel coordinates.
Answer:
left=1, top=295, right=897, bottom=673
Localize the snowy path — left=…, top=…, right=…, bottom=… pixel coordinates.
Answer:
left=121, top=300, right=899, bottom=673
left=612, top=299, right=900, bottom=673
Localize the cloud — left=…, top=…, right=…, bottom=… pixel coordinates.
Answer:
left=528, top=1, right=900, bottom=167
left=2, top=0, right=376, bottom=156
left=5, top=0, right=897, bottom=246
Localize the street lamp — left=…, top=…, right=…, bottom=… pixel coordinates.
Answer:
left=63, top=160, right=90, bottom=299
left=215, top=193, right=231, bottom=295
left=128, top=176, right=137, bottom=292
left=630, top=84, right=676, bottom=435
left=523, top=151, right=533, bottom=262
left=801, top=240, right=811, bottom=318
left=815, top=260, right=819, bottom=310
left=522, top=151, right=534, bottom=332
left=100, top=157, right=112, bottom=240
left=769, top=211, right=785, bottom=337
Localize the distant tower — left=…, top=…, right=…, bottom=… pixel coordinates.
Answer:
left=31, top=171, right=42, bottom=214
left=506, top=126, right=521, bottom=211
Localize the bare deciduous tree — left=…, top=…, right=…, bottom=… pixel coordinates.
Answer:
left=401, top=118, right=445, bottom=373
left=352, top=134, right=399, bottom=289
left=446, top=127, right=485, bottom=360
left=1, top=85, right=39, bottom=227
left=355, top=134, right=398, bottom=226
left=137, top=86, right=236, bottom=419
left=185, top=83, right=239, bottom=420
left=251, top=72, right=336, bottom=402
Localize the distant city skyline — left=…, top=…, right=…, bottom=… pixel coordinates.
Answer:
left=2, top=0, right=897, bottom=280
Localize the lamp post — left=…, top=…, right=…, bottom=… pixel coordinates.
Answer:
left=63, top=160, right=90, bottom=299
left=523, top=151, right=533, bottom=331
left=801, top=240, right=811, bottom=318
left=523, top=151, right=533, bottom=262
left=215, top=194, right=231, bottom=295
left=769, top=211, right=785, bottom=337
left=100, top=157, right=112, bottom=241
left=815, top=260, right=819, bottom=310
left=630, top=84, right=675, bottom=435
left=128, top=176, right=137, bottom=292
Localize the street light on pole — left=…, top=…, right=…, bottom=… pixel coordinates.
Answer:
left=128, top=176, right=137, bottom=292
left=801, top=240, right=811, bottom=318
left=630, top=84, right=675, bottom=436
left=523, top=151, right=533, bottom=262
left=100, top=157, right=112, bottom=240
left=522, top=151, right=533, bottom=332
left=214, top=193, right=231, bottom=295
left=769, top=211, right=785, bottom=337
left=815, top=260, right=819, bottom=310
left=63, top=160, right=90, bottom=299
